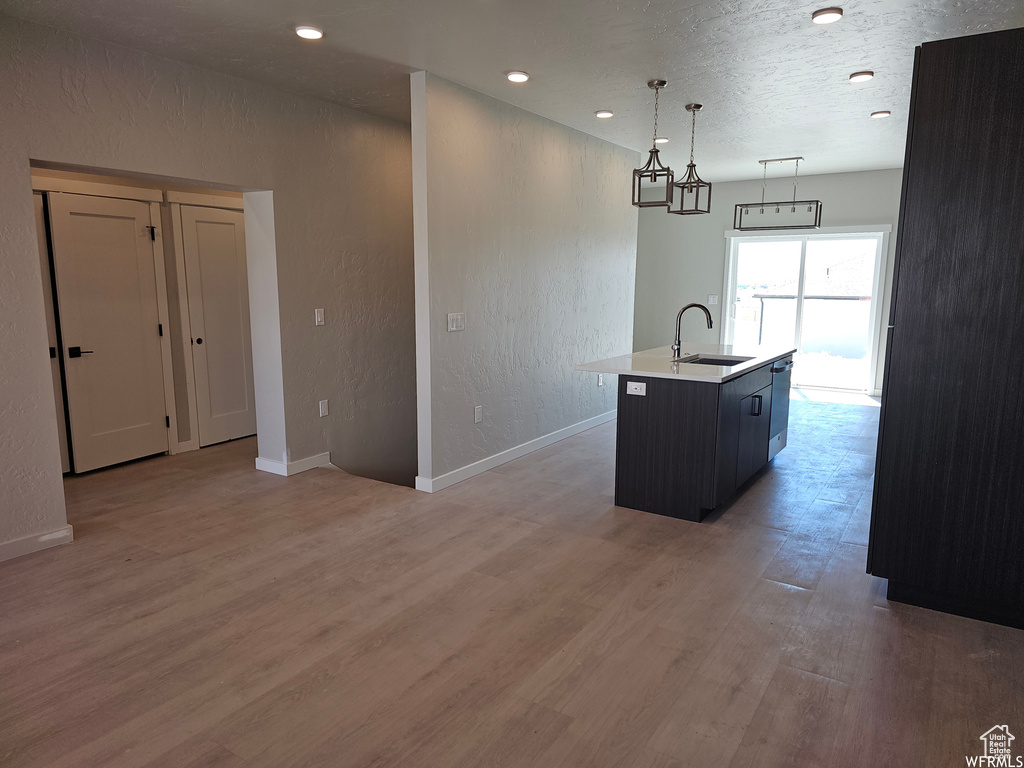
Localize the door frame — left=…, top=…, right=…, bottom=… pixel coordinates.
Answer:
left=166, top=203, right=202, bottom=453
left=149, top=200, right=180, bottom=453
left=33, top=172, right=246, bottom=456
left=722, top=224, right=891, bottom=394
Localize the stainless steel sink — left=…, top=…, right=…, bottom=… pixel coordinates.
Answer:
left=673, top=355, right=754, bottom=367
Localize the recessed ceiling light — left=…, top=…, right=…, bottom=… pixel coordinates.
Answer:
left=295, top=25, right=323, bottom=40
left=812, top=7, right=843, bottom=24
left=654, top=136, right=670, bottom=144
left=506, top=71, right=530, bottom=83
left=594, top=109, right=614, bottom=119
left=849, top=71, right=874, bottom=82
left=871, top=110, right=892, bottom=118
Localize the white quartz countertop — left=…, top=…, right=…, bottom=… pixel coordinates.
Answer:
left=577, top=343, right=797, bottom=384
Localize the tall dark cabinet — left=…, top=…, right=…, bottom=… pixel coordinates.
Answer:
left=868, top=28, right=1024, bottom=629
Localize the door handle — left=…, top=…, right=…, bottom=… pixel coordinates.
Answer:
left=195, top=337, right=204, bottom=345
left=68, top=346, right=94, bottom=358
left=752, top=395, right=762, bottom=416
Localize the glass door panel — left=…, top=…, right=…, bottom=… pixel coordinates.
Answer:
left=796, top=238, right=878, bottom=390
left=732, top=240, right=801, bottom=349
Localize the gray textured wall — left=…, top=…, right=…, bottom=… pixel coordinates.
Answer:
left=0, top=15, right=416, bottom=556
left=413, top=74, right=639, bottom=479
left=634, top=169, right=903, bottom=394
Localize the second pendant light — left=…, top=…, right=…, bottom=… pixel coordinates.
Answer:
left=668, top=103, right=712, bottom=215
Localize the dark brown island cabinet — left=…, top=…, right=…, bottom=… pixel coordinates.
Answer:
left=868, top=27, right=1024, bottom=629
left=614, top=358, right=790, bottom=523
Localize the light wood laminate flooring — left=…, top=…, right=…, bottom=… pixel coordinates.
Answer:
left=1, top=399, right=1021, bottom=767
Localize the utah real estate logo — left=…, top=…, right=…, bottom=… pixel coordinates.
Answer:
left=967, top=726, right=1022, bottom=767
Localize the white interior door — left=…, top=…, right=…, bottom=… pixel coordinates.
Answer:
left=180, top=205, right=256, bottom=446
left=47, top=192, right=169, bottom=472
left=34, top=193, right=70, bottom=473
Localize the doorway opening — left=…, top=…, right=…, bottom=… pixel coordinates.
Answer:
left=723, top=228, right=889, bottom=394
left=32, top=165, right=258, bottom=474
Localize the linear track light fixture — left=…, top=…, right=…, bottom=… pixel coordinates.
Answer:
left=734, top=157, right=823, bottom=230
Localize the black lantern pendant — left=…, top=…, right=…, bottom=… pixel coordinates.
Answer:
left=668, top=103, right=712, bottom=215
left=632, top=80, right=674, bottom=208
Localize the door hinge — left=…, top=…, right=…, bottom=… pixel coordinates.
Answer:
left=146, top=225, right=156, bottom=241
left=158, top=323, right=163, bottom=337
left=166, top=416, right=170, bottom=428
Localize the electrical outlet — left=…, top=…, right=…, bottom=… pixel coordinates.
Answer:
left=474, top=405, right=483, bottom=424
left=319, top=399, right=329, bottom=417
left=598, top=373, right=604, bottom=387
left=626, top=381, right=646, bottom=396
left=447, top=312, right=466, bottom=332
left=314, top=308, right=325, bottom=326
left=707, top=294, right=719, bottom=305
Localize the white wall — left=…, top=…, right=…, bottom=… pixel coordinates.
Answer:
left=634, top=168, right=904, bottom=393
left=412, top=73, right=638, bottom=487
left=0, top=15, right=416, bottom=560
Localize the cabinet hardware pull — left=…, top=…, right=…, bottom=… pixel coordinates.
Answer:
left=752, top=395, right=762, bottom=416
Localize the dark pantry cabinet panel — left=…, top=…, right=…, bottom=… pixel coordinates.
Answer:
left=868, top=28, right=1024, bottom=628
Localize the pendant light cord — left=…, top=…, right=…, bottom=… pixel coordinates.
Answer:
left=690, top=108, right=697, bottom=165
left=793, top=158, right=800, bottom=203
left=761, top=163, right=767, bottom=209
left=652, top=86, right=660, bottom=149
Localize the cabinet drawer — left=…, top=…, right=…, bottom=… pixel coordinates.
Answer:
left=727, top=364, right=772, bottom=400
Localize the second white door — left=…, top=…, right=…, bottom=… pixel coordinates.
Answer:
left=180, top=205, right=256, bottom=447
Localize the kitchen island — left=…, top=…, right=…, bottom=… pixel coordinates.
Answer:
left=578, top=343, right=795, bottom=522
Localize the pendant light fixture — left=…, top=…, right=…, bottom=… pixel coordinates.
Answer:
left=667, top=103, right=712, bottom=215
left=733, top=157, right=822, bottom=230
left=632, top=80, right=674, bottom=208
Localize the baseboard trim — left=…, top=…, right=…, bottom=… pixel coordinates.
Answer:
left=416, top=410, right=616, bottom=493
left=0, top=524, right=74, bottom=563
left=255, top=452, right=332, bottom=477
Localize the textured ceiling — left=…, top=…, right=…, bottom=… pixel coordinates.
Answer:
left=2, top=0, right=1022, bottom=180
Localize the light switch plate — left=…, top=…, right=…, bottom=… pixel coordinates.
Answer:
left=626, top=381, right=646, bottom=396
left=707, top=294, right=719, bottom=305
left=598, top=373, right=604, bottom=387
left=474, top=405, right=483, bottom=423
left=319, top=399, right=329, bottom=417
left=314, top=308, right=325, bottom=326
left=447, top=312, right=466, bottom=332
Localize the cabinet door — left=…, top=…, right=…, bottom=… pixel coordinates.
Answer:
left=737, top=384, right=773, bottom=487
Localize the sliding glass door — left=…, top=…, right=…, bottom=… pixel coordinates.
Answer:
left=724, top=230, right=888, bottom=393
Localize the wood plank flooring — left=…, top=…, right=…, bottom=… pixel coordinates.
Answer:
left=1, top=399, right=1022, bottom=767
